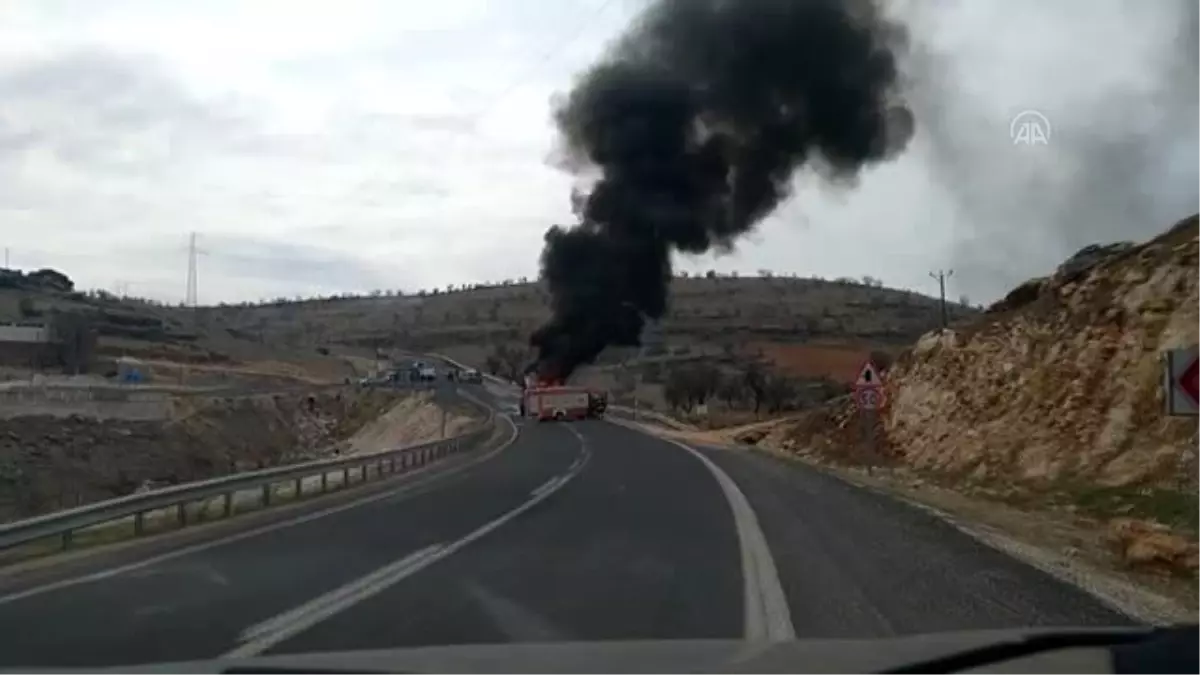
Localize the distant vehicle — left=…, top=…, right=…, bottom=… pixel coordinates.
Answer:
left=418, top=365, right=437, bottom=382
left=460, top=368, right=483, bottom=384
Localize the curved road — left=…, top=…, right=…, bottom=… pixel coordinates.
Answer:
left=0, top=383, right=1131, bottom=668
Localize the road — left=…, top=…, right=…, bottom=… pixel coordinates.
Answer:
left=0, top=382, right=1132, bottom=668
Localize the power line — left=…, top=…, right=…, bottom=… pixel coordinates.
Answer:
left=463, top=0, right=620, bottom=128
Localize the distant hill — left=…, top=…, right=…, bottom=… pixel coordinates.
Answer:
left=191, top=273, right=976, bottom=375
left=0, top=264, right=976, bottom=385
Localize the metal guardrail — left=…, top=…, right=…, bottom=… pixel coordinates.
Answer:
left=0, top=390, right=498, bottom=554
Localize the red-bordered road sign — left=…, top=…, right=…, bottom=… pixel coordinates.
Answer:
left=854, top=359, right=886, bottom=412
left=1165, top=346, right=1198, bottom=417
left=1182, top=359, right=1199, bottom=404
left=854, top=359, right=883, bottom=388
left=855, top=385, right=884, bottom=411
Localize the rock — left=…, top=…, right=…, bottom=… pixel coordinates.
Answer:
left=1108, top=518, right=1198, bottom=577
left=1057, top=242, right=1135, bottom=282
left=735, top=429, right=767, bottom=446
left=989, top=276, right=1047, bottom=313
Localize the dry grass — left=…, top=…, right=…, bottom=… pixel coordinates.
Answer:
left=748, top=341, right=883, bottom=383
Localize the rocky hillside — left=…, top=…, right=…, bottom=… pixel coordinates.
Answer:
left=770, top=214, right=1198, bottom=574
left=885, top=215, right=1197, bottom=490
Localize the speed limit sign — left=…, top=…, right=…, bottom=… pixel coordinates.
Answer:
left=855, top=385, right=884, bottom=411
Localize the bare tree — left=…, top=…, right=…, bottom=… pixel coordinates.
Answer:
left=742, top=362, right=768, bottom=414
left=762, top=374, right=799, bottom=413
left=716, top=373, right=745, bottom=407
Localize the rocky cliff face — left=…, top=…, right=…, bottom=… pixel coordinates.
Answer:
left=886, top=215, right=1197, bottom=490
left=772, top=215, right=1198, bottom=574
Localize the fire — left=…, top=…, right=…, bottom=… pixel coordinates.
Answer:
left=523, top=373, right=565, bottom=390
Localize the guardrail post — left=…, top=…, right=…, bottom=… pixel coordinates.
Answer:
left=177, top=502, right=187, bottom=527
left=343, top=467, right=350, bottom=486
left=321, top=472, right=328, bottom=492
left=223, top=493, right=233, bottom=518
left=376, top=459, right=383, bottom=477
left=61, top=529, right=73, bottom=550
left=293, top=477, right=302, bottom=498
left=134, top=511, right=144, bottom=536
left=262, top=484, right=271, bottom=506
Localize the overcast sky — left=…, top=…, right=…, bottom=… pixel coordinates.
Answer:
left=1, top=0, right=1195, bottom=306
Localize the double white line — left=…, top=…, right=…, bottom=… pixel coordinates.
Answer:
left=226, top=435, right=592, bottom=658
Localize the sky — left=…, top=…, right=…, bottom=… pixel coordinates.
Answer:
left=0, top=0, right=1195, bottom=306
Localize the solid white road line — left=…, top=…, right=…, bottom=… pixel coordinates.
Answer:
left=657, top=435, right=796, bottom=642
left=0, top=414, right=520, bottom=608
left=225, top=426, right=592, bottom=658
left=530, top=476, right=565, bottom=499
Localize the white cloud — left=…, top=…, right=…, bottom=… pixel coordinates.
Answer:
left=0, top=0, right=1194, bottom=307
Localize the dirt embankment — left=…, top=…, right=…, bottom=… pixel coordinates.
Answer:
left=0, top=386, right=469, bottom=522
left=345, top=392, right=478, bottom=455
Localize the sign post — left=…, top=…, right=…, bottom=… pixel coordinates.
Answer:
left=853, top=360, right=886, bottom=472
left=1164, top=346, right=1198, bottom=417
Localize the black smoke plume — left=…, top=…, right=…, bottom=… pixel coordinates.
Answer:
left=531, top=0, right=915, bottom=380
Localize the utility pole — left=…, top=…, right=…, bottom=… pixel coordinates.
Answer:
left=3, top=247, right=9, bottom=269
left=929, top=269, right=953, bottom=332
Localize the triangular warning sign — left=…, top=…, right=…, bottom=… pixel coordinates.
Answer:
left=855, top=360, right=882, bottom=387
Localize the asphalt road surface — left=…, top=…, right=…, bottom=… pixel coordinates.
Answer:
left=0, top=389, right=1132, bottom=668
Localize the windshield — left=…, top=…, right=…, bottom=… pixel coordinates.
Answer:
left=0, top=0, right=1195, bottom=670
